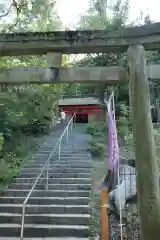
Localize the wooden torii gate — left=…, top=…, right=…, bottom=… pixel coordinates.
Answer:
left=1, top=22, right=160, bottom=240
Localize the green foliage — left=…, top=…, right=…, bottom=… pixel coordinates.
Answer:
left=1, top=86, right=55, bottom=137
left=0, top=135, right=4, bottom=152
left=86, top=123, right=107, bottom=159
left=116, top=117, right=129, bottom=141
left=86, top=123, right=99, bottom=135
left=89, top=139, right=106, bottom=158
left=0, top=153, right=21, bottom=183
left=86, top=123, right=106, bottom=137
left=0, top=136, right=38, bottom=190
left=77, top=0, right=129, bottom=30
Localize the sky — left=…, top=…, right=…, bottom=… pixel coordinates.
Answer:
left=1, top=0, right=160, bottom=27
left=56, top=0, right=160, bottom=27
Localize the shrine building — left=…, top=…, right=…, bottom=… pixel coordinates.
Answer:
left=58, top=97, right=105, bottom=123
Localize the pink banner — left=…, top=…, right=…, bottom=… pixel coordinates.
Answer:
left=107, top=96, right=119, bottom=171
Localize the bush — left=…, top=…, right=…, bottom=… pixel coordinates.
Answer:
left=86, top=123, right=106, bottom=136
left=86, top=123, right=98, bottom=135
left=116, top=117, right=129, bottom=141
left=86, top=123, right=107, bottom=159
left=0, top=134, right=4, bottom=153
left=89, top=139, right=106, bottom=158
left=0, top=136, right=38, bottom=190
left=0, top=153, right=20, bottom=185
left=0, top=86, right=57, bottom=141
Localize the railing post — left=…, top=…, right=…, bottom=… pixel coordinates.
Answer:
left=20, top=204, right=26, bottom=240
left=71, top=119, right=73, bottom=131
left=46, top=161, right=49, bottom=190
left=58, top=139, right=61, bottom=161
left=71, top=114, right=74, bottom=131
left=66, top=127, right=69, bottom=141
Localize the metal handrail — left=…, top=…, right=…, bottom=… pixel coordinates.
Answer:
left=20, top=113, right=75, bottom=240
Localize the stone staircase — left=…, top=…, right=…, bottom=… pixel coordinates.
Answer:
left=0, top=124, right=92, bottom=239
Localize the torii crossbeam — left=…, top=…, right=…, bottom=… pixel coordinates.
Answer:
left=0, top=22, right=160, bottom=56
left=0, top=65, right=159, bottom=84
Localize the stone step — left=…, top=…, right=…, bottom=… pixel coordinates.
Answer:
left=10, top=183, right=92, bottom=191
left=0, top=197, right=89, bottom=205
left=39, top=145, right=88, bottom=148
left=20, top=168, right=91, bottom=174
left=0, top=204, right=89, bottom=214
left=25, top=159, right=91, bottom=164
left=30, top=154, right=91, bottom=159
left=22, top=163, right=91, bottom=169
left=18, top=173, right=91, bottom=178
left=36, top=150, right=88, bottom=154
left=38, top=151, right=89, bottom=155
left=0, top=223, right=89, bottom=237
left=33, top=152, right=90, bottom=156
left=0, top=213, right=90, bottom=225
left=28, top=156, right=51, bottom=161
left=27, top=159, right=91, bottom=164
left=29, top=156, right=91, bottom=162
left=39, top=145, right=87, bottom=149
left=3, top=189, right=90, bottom=198
left=57, top=156, right=91, bottom=159
left=33, top=153, right=89, bottom=157
left=34, top=151, right=57, bottom=154
left=33, top=153, right=51, bottom=156
left=28, top=156, right=91, bottom=162
left=53, top=155, right=90, bottom=158
left=14, top=177, right=91, bottom=184
left=22, top=165, right=91, bottom=170
left=0, top=238, right=89, bottom=240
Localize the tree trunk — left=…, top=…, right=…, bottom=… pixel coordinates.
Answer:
left=127, top=44, right=160, bottom=240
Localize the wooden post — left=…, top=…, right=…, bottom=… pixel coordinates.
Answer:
left=45, top=52, right=62, bottom=82
left=101, top=187, right=108, bottom=240
left=127, top=44, right=160, bottom=240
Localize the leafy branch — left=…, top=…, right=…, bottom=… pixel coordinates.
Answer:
left=0, top=0, right=33, bottom=29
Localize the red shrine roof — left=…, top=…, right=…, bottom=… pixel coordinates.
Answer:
left=58, top=97, right=100, bottom=106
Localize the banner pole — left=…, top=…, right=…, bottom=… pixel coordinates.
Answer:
left=101, top=186, right=109, bottom=240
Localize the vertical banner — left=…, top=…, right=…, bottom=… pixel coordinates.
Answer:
left=107, top=94, right=120, bottom=172
left=97, top=93, right=120, bottom=240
